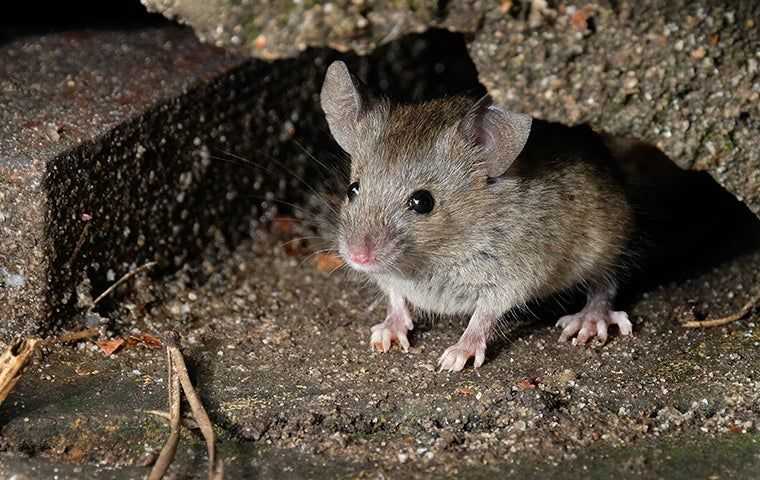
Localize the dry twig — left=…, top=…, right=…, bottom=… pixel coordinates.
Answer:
left=148, top=331, right=223, bottom=480
left=90, top=261, right=157, bottom=309
left=683, top=290, right=760, bottom=329
left=148, top=339, right=182, bottom=480
left=0, top=338, right=40, bottom=406
left=143, top=410, right=200, bottom=430
left=54, top=327, right=100, bottom=344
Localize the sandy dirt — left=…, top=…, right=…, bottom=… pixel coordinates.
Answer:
left=2, top=212, right=759, bottom=478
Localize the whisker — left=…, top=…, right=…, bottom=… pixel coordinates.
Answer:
left=211, top=150, right=340, bottom=216
left=297, top=248, right=341, bottom=269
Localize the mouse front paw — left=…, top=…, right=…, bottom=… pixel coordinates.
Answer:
left=370, top=322, right=411, bottom=352
left=369, top=308, right=414, bottom=353
left=438, top=334, right=486, bottom=372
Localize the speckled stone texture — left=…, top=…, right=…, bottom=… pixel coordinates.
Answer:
left=0, top=25, right=247, bottom=340
left=469, top=0, right=760, bottom=219
left=0, top=20, right=482, bottom=341
left=140, top=0, right=483, bottom=59
left=141, top=0, right=760, bottom=219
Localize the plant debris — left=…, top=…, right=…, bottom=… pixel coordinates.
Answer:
left=90, top=261, right=158, bottom=309
left=313, top=252, right=344, bottom=272
left=97, top=338, right=125, bottom=356
left=682, top=290, right=760, bottom=329
left=0, top=338, right=40, bottom=406
left=148, top=331, right=223, bottom=480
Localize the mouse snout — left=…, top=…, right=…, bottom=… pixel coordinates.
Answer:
left=347, top=236, right=376, bottom=266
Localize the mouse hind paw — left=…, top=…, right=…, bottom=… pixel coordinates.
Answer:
left=556, top=307, right=632, bottom=345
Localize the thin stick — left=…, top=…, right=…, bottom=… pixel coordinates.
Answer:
left=164, top=332, right=223, bottom=480
left=67, top=222, right=91, bottom=270
left=683, top=290, right=760, bottom=329
left=0, top=338, right=40, bottom=406
left=54, top=327, right=100, bottom=344
left=143, top=410, right=200, bottom=430
left=148, top=342, right=182, bottom=480
left=90, top=261, right=157, bottom=308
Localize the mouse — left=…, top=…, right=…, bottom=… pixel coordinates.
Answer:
left=320, top=60, right=635, bottom=372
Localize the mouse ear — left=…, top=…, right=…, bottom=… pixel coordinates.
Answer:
left=320, top=61, right=367, bottom=156
left=459, top=95, right=532, bottom=178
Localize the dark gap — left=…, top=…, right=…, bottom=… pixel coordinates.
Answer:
left=0, top=0, right=167, bottom=44
left=612, top=140, right=760, bottom=300
left=497, top=139, right=760, bottom=337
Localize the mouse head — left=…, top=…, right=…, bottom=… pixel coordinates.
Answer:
left=320, top=61, right=531, bottom=276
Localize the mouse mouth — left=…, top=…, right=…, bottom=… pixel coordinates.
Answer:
left=338, top=238, right=398, bottom=275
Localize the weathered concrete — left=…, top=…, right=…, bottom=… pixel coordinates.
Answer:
left=141, top=0, right=760, bottom=220
left=470, top=0, right=760, bottom=220
left=0, top=20, right=481, bottom=341
left=140, top=0, right=482, bottom=59
left=2, top=4, right=759, bottom=478
left=0, top=25, right=247, bottom=341
left=1, top=218, right=759, bottom=478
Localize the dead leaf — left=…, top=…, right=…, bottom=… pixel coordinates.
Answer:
left=455, top=387, right=474, bottom=396
left=516, top=378, right=539, bottom=391
left=271, top=217, right=298, bottom=236
left=97, top=338, right=125, bottom=356
left=314, top=253, right=344, bottom=272
left=66, top=446, right=87, bottom=462
left=282, top=240, right=308, bottom=257
left=126, top=334, right=162, bottom=349
left=254, top=34, right=267, bottom=50
left=570, top=7, right=592, bottom=32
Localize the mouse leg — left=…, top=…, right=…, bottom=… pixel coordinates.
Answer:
left=556, top=287, right=632, bottom=345
left=370, top=290, right=413, bottom=353
left=438, top=308, right=497, bottom=372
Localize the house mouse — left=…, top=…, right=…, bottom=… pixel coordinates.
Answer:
left=320, top=60, right=635, bottom=372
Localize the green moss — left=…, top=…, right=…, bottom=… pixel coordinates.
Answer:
left=499, top=434, right=760, bottom=480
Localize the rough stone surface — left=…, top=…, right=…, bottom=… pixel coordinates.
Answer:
left=0, top=24, right=247, bottom=340
left=140, top=0, right=760, bottom=219
left=470, top=0, right=760, bottom=219
left=0, top=18, right=482, bottom=340
left=2, top=3, right=760, bottom=478
left=140, top=0, right=482, bottom=59
left=1, top=214, right=759, bottom=477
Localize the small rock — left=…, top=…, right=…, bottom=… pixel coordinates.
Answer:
left=691, top=47, right=706, bottom=60
left=557, top=369, right=577, bottom=385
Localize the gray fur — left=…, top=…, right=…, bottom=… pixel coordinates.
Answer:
left=320, top=61, right=634, bottom=365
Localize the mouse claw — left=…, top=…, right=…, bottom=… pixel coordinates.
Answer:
left=437, top=335, right=486, bottom=372
left=556, top=308, right=632, bottom=345
left=397, top=332, right=410, bottom=352
left=369, top=321, right=410, bottom=353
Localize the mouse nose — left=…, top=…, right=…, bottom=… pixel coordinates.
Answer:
left=348, top=239, right=376, bottom=266
left=349, top=247, right=375, bottom=266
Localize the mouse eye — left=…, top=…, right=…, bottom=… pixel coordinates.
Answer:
left=346, top=181, right=360, bottom=202
left=407, top=190, right=435, bottom=214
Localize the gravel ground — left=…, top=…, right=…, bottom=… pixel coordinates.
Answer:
left=2, top=207, right=759, bottom=478
left=3, top=4, right=759, bottom=478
